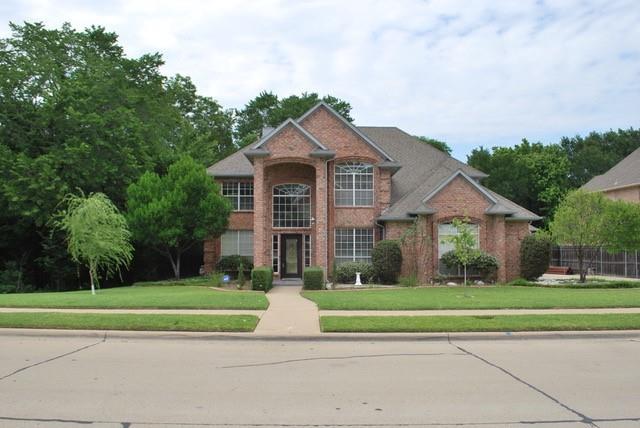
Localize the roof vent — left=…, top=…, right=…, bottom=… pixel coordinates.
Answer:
left=261, top=126, right=275, bottom=138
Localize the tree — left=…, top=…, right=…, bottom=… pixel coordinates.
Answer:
left=560, top=128, right=640, bottom=188
left=416, top=136, right=452, bottom=155
left=441, top=218, right=479, bottom=286
left=551, top=190, right=640, bottom=282
left=56, top=193, right=133, bottom=295
left=467, top=139, right=569, bottom=221
left=126, top=156, right=231, bottom=279
left=234, top=91, right=353, bottom=144
left=0, top=22, right=233, bottom=289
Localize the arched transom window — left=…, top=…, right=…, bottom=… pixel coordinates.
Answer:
left=335, top=161, right=374, bottom=206
left=273, top=184, right=311, bottom=228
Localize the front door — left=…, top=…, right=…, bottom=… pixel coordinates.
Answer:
left=281, top=234, right=302, bottom=278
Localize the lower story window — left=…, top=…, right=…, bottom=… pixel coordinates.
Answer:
left=334, top=228, right=374, bottom=265
left=221, top=230, right=253, bottom=262
left=438, top=222, right=479, bottom=274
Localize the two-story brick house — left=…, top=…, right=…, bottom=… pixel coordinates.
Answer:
left=204, top=102, right=540, bottom=283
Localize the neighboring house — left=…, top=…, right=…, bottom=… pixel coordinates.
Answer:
left=205, top=102, right=540, bottom=283
left=582, top=147, right=640, bottom=202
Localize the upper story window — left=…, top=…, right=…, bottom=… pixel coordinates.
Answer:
left=222, top=182, right=254, bottom=211
left=335, top=161, right=374, bottom=206
left=273, top=184, right=311, bottom=228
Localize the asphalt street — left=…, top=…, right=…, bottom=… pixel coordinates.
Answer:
left=0, top=331, right=639, bottom=427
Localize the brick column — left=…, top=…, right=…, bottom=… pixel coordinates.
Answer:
left=494, top=216, right=507, bottom=283
left=314, top=161, right=328, bottom=274
left=253, top=159, right=266, bottom=267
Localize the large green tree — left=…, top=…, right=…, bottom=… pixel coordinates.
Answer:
left=126, top=156, right=231, bottom=279
left=467, top=139, right=570, bottom=221
left=550, top=190, right=640, bottom=282
left=0, top=22, right=233, bottom=288
left=561, top=128, right=640, bottom=188
left=234, top=91, right=353, bottom=146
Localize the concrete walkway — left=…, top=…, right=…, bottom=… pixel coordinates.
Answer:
left=254, top=285, right=320, bottom=335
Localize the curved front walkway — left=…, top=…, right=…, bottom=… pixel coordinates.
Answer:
left=254, top=286, right=320, bottom=335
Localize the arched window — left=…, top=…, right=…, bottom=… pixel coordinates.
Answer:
left=335, top=161, right=374, bottom=206
left=273, top=184, right=311, bottom=228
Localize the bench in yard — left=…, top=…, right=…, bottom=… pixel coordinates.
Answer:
left=546, top=266, right=573, bottom=275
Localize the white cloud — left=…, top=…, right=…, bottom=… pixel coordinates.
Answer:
left=1, top=0, right=639, bottom=159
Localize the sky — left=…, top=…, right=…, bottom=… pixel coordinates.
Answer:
left=1, top=0, right=639, bottom=160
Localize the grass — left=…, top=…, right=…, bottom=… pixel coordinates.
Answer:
left=508, top=279, right=640, bottom=289
left=0, top=286, right=268, bottom=310
left=0, top=312, right=258, bottom=332
left=133, top=274, right=223, bottom=287
left=303, top=286, right=640, bottom=310
left=320, top=313, right=640, bottom=333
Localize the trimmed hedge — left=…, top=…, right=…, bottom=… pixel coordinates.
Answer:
left=441, top=250, right=499, bottom=282
left=251, top=267, right=273, bottom=292
left=335, top=262, right=375, bottom=284
left=216, top=255, right=253, bottom=279
left=520, top=234, right=552, bottom=280
left=303, top=267, right=325, bottom=290
left=372, top=240, right=402, bottom=284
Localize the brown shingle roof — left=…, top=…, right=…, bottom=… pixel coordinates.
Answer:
left=207, top=121, right=539, bottom=221
left=582, top=147, right=640, bottom=191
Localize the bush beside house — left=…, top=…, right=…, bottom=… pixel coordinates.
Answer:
left=216, top=255, right=253, bottom=279
left=335, top=262, right=375, bottom=284
left=251, top=267, right=273, bottom=291
left=303, top=266, right=324, bottom=290
left=441, top=250, right=499, bottom=283
left=520, top=234, right=552, bottom=280
left=372, top=240, right=402, bottom=284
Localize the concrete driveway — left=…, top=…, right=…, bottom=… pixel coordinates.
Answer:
left=0, top=331, right=639, bottom=427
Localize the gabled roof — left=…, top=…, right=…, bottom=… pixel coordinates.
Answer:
left=582, top=147, right=640, bottom=192
left=297, top=102, right=395, bottom=161
left=253, top=118, right=328, bottom=151
left=421, top=169, right=497, bottom=205
left=206, top=120, right=539, bottom=222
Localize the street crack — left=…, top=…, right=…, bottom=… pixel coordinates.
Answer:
left=0, top=332, right=107, bottom=382
left=219, top=352, right=464, bottom=368
left=447, top=334, right=599, bottom=427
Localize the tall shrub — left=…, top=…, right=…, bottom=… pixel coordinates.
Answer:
left=371, top=240, right=402, bottom=284
left=520, top=233, right=552, bottom=280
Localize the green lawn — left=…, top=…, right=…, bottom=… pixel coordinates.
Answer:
left=0, top=286, right=268, bottom=310
left=303, top=286, right=640, bottom=310
left=0, top=312, right=258, bottom=332
left=321, top=314, right=640, bottom=333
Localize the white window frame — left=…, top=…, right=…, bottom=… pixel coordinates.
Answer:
left=334, top=228, right=375, bottom=265
left=221, top=230, right=254, bottom=261
left=334, top=161, right=375, bottom=207
left=304, top=234, right=311, bottom=267
left=272, top=183, right=312, bottom=229
left=222, top=182, right=254, bottom=212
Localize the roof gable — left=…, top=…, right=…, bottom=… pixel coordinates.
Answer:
left=253, top=118, right=327, bottom=151
left=298, top=102, right=395, bottom=161
left=422, top=170, right=497, bottom=205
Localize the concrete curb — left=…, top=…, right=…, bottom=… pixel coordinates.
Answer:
left=1, top=327, right=639, bottom=342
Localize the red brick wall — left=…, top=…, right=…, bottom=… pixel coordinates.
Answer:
left=203, top=109, right=531, bottom=281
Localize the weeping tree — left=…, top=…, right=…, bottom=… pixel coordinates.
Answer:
left=56, top=193, right=134, bottom=294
